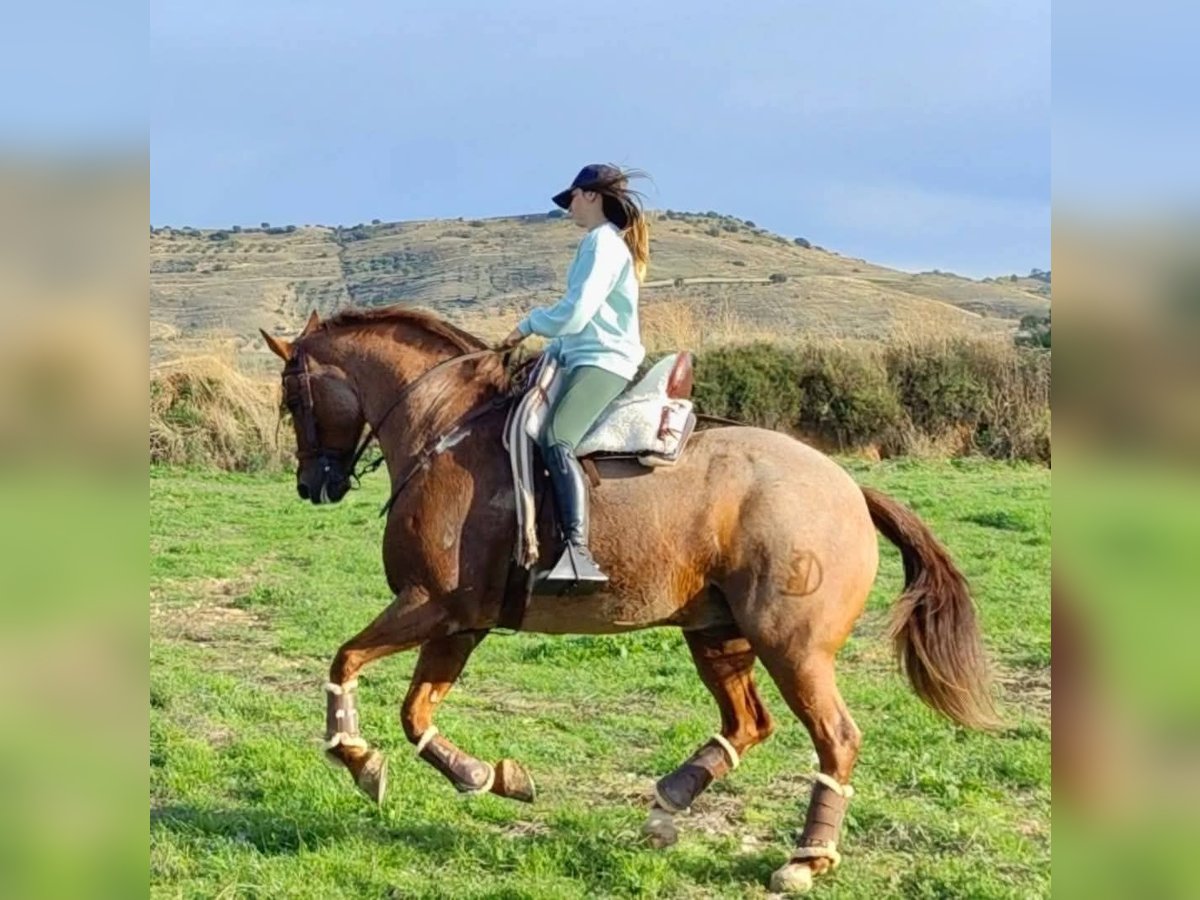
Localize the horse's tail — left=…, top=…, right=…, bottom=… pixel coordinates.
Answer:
left=862, top=486, right=1000, bottom=730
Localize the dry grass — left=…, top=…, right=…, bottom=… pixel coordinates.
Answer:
left=150, top=345, right=290, bottom=470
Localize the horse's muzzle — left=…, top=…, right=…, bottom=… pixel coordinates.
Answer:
left=297, top=460, right=350, bottom=505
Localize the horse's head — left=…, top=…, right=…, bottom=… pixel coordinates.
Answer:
left=261, top=312, right=365, bottom=505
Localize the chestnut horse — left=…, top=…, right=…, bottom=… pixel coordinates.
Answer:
left=261, top=306, right=996, bottom=895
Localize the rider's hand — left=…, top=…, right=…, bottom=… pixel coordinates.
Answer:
left=495, top=328, right=526, bottom=352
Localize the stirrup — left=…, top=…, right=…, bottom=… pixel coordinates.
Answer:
left=535, top=543, right=608, bottom=595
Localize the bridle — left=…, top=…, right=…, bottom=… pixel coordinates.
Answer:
left=282, top=344, right=509, bottom=503
left=282, top=345, right=350, bottom=486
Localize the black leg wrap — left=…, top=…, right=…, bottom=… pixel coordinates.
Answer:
left=655, top=740, right=733, bottom=812
left=798, top=778, right=851, bottom=849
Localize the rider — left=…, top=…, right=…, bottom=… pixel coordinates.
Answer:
left=496, top=163, right=649, bottom=588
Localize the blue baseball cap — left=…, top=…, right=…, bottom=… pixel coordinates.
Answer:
left=551, top=163, right=623, bottom=211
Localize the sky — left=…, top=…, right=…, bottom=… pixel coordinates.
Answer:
left=144, top=0, right=1050, bottom=278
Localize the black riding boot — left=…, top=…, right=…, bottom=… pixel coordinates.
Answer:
left=538, top=443, right=609, bottom=592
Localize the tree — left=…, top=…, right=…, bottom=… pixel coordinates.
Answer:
left=261, top=222, right=270, bottom=229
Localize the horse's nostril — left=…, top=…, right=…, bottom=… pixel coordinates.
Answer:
left=297, top=482, right=310, bottom=500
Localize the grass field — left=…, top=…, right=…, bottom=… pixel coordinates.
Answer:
left=150, top=458, right=1050, bottom=898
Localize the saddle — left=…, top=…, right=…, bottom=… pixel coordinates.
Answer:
left=503, top=352, right=698, bottom=569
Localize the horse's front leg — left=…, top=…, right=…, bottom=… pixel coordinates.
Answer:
left=401, top=633, right=536, bottom=803
left=324, top=591, right=448, bottom=804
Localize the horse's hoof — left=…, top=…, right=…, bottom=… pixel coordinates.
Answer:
left=355, top=750, right=388, bottom=806
left=491, top=758, right=536, bottom=803
left=643, top=807, right=678, bottom=849
left=769, top=862, right=814, bottom=895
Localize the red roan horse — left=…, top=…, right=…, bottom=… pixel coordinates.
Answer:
left=262, top=307, right=997, bottom=895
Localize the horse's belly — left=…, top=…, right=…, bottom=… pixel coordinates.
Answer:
left=520, top=586, right=729, bottom=636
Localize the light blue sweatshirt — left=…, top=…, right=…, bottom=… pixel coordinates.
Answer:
left=517, top=222, right=645, bottom=380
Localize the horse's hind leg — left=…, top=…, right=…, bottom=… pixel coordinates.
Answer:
left=400, top=634, right=536, bottom=803
left=644, top=624, right=775, bottom=848
left=324, top=592, right=448, bottom=804
left=744, top=629, right=862, bottom=894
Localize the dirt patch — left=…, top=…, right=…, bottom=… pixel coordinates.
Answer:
left=998, top=665, right=1051, bottom=719
left=151, top=568, right=271, bottom=644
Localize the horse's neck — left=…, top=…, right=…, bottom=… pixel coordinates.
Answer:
left=329, top=327, right=494, bottom=476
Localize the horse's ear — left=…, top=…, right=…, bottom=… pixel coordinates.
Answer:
left=260, top=328, right=292, bottom=360
left=300, top=310, right=321, bottom=337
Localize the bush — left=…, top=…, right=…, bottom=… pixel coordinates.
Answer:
left=150, top=332, right=1050, bottom=470
left=794, top=237, right=811, bottom=248
left=706, top=226, right=721, bottom=237
left=673, top=276, right=686, bottom=288
left=794, top=346, right=903, bottom=448
left=693, top=343, right=805, bottom=431
left=885, top=338, right=989, bottom=435
left=1016, top=313, right=1051, bottom=348
left=691, top=337, right=1050, bottom=463
left=769, top=273, right=788, bottom=283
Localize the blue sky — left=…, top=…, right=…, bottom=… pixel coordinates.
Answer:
left=145, top=0, right=1049, bottom=277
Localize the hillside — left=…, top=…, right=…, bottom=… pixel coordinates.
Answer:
left=150, top=211, right=1049, bottom=364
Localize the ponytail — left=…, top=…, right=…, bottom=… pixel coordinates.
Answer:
left=593, top=165, right=652, bottom=283
left=623, top=210, right=649, bottom=283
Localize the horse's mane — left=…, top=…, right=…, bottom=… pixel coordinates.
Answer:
left=321, top=305, right=487, bottom=353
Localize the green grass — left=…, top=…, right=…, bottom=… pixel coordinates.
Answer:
left=150, top=459, right=1050, bottom=898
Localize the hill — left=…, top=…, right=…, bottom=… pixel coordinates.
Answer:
left=150, top=211, right=1049, bottom=364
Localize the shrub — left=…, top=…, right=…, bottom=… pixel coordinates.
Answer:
left=693, top=343, right=805, bottom=431
left=769, top=273, right=788, bottom=283
left=691, top=336, right=1050, bottom=463
left=793, top=345, right=903, bottom=448
left=794, top=237, right=811, bottom=248
left=885, top=338, right=989, bottom=435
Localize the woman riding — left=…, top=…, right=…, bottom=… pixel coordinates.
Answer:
left=497, top=163, right=650, bottom=589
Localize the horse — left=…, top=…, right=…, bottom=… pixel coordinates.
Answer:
left=260, top=306, right=997, bottom=895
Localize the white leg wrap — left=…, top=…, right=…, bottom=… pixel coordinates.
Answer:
left=812, top=771, right=855, bottom=798
left=323, top=732, right=368, bottom=751
left=711, top=733, right=740, bottom=770
left=324, top=679, right=359, bottom=696
left=789, top=841, right=843, bottom=869
left=460, top=761, right=495, bottom=796
left=414, top=725, right=440, bottom=756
